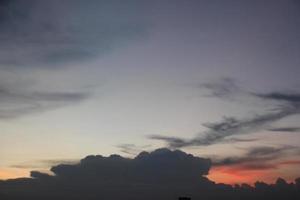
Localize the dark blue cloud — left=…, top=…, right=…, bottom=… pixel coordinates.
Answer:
left=51, top=148, right=211, bottom=183
left=0, top=0, right=148, bottom=68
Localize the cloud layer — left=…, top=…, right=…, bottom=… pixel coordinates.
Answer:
left=0, top=84, right=90, bottom=119
left=213, top=145, right=300, bottom=170
left=0, top=148, right=299, bottom=200
left=150, top=79, right=300, bottom=148
left=0, top=0, right=147, bottom=68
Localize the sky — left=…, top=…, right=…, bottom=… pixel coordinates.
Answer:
left=0, top=0, right=300, bottom=185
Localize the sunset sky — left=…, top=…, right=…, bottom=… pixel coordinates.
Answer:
left=0, top=0, right=300, bottom=185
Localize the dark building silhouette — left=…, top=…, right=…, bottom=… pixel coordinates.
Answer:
left=179, top=197, right=191, bottom=200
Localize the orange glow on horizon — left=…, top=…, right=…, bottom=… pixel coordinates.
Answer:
left=207, top=166, right=276, bottom=185
left=0, top=168, right=30, bottom=180
left=208, top=160, right=300, bottom=185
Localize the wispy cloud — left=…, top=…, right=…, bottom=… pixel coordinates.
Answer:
left=0, top=1, right=148, bottom=118
left=200, top=78, right=242, bottom=99
left=0, top=85, right=90, bottom=119
left=148, top=135, right=187, bottom=148
left=10, top=159, right=79, bottom=169
left=149, top=79, right=300, bottom=148
left=268, top=127, right=300, bottom=132
left=150, top=106, right=297, bottom=148
left=254, top=92, right=300, bottom=103
left=149, top=134, right=258, bottom=148
left=0, top=0, right=147, bottom=68
left=213, top=145, right=299, bottom=170
left=116, top=144, right=151, bottom=156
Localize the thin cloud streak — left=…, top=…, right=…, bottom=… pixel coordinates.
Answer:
left=116, top=144, right=151, bottom=156
left=254, top=92, right=300, bottom=103
left=200, top=78, right=242, bottom=99
left=10, top=159, right=79, bottom=169
left=0, top=85, right=90, bottom=119
left=268, top=127, right=300, bottom=132
left=213, top=146, right=298, bottom=169
left=150, top=106, right=298, bottom=148
left=149, top=78, right=300, bottom=148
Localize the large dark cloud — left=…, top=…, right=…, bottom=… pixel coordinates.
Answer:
left=0, top=148, right=299, bottom=200
left=0, top=148, right=215, bottom=200
left=50, top=148, right=211, bottom=184
left=0, top=0, right=147, bottom=68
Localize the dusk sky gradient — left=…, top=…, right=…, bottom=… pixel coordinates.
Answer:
left=0, top=0, right=300, bottom=185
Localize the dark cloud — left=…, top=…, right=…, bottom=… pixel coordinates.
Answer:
left=0, top=0, right=147, bottom=118
left=0, top=85, right=90, bottom=119
left=0, top=0, right=147, bottom=68
left=200, top=79, right=300, bottom=107
left=151, top=136, right=259, bottom=146
left=268, top=127, right=300, bottom=132
left=150, top=105, right=297, bottom=148
left=30, top=171, right=52, bottom=179
left=50, top=148, right=211, bottom=182
left=200, top=78, right=242, bottom=99
left=150, top=79, right=300, bottom=148
left=148, top=135, right=187, bottom=148
left=254, top=92, right=300, bottom=103
left=223, top=137, right=259, bottom=143
left=0, top=149, right=214, bottom=200
left=0, top=149, right=300, bottom=199
left=213, top=145, right=299, bottom=171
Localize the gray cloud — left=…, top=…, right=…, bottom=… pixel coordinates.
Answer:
left=150, top=105, right=297, bottom=148
left=200, top=78, right=242, bottom=99
left=116, top=144, right=151, bottom=156
left=201, top=79, right=300, bottom=106
left=150, top=79, right=300, bottom=148
left=254, top=92, right=300, bottom=103
left=149, top=134, right=258, bottom=148
left=268, top=127, right=300, bottom=132
left=0, top=0, right=147, bottom=68
left=223, top=137, right=259, bottom=143
left=213, top=145, right=299, bottom=170
left=0, top=0, right=147, bottom=118
left=148, top=135, right=187, bottom=148
left=11, top=159, right=79, bottom=169
left=0, top=85, right=90, bottom=119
